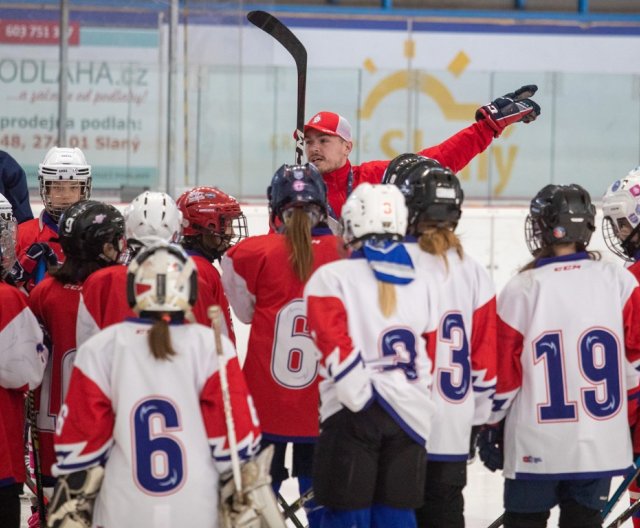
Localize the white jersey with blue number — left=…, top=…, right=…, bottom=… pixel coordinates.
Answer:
left=491, top=254, right=640, bottom=480
left=304, top=253, right=441, bottom=447
left=406, top=244, right=497, bottom=461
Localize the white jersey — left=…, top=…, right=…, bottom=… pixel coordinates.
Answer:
left=406, top=243, right=497, bottom=460
left=303, top=251, right=440, bottom=447
left=490, top=253, right=640, bottom=479
left=54, top=319, right=261, bottom=528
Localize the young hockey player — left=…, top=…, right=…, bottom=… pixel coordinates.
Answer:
left=177, top=186, right=248, bottom=343
left=303, top=183, right=441, bottom=528
left=304, top=84, right=540, bottom=218
left=0, top=194, right=46, bottom=528
left=601, top=166, right=640, bottom=527
left=478, top=184, right=640, bottom=528
left=14, top=147, right=92, bottom=289
left=221, top=163, right=343, bottom=525
left=76, top=191, right=183, bottom=345
left=29, top=200, right=125, bottom=491
left=48, top=243, right=262, bottom=528
left=385, top=154, right=497, bottom=528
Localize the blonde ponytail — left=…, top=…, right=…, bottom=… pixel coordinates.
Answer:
left=378, top=281, right=397, bottom=318
left=418, top=227, right=463, bottom=272
left=284, top=208, right=314, bottom=282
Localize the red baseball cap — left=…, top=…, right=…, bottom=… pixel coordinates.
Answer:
left=303, top=111, right=352, bottom=142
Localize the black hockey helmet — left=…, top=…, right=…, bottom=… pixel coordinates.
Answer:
left=58, top=200, right=126, bottom=263
left=267, top=163, right=328, bottom=222
left=525, top=184, right=596, bottom=255
left=386, top=157, right=463, bottom=229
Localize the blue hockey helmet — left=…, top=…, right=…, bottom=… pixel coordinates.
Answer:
left=267, top=163, right=328, bottom=222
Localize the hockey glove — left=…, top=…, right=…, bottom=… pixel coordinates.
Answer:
left=47, top=466, right=104, bottom=528
left=11, top=243, right=59, bottom=284
left=477, top=421, right=505, bottom=472
left=475, top=84, right=541, bottom=138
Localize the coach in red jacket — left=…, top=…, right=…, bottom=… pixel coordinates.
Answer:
left=304, top=85, right=540, bottom=218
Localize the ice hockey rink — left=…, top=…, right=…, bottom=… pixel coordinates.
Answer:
left=17, top=202, right=637, bottom=527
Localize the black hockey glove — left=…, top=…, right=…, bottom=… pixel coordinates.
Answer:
left=477, top=421, right=505, bottom=472
left=10, top=242, right=58, bottom=285
left=475, top=85, right=541, bottom=138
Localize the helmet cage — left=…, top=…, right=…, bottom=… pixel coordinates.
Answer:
left=38, top=147, right=92, bottom=222
left=601, top=170, right=640, bottom=261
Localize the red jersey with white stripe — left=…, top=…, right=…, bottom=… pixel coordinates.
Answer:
left=304, top=250, right=440, bottom=447
left=28, top=276, right=82, bottom=481
left=54, top=319, right=260, bottom=528
left=221, top=228, right=343, bottom=440
left=323, top=121, right=494, bottom=217
left=0, top=283, right=46, bottom=486
left=490, top=253, right=640, bottom=479
left=406, top=242, right=497, bottom=460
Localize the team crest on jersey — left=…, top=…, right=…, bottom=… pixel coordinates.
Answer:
left=552, top=226, right=566, bottom=239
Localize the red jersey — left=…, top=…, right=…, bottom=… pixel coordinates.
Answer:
left=0, top=283, right=46, bottom=486
left=28, top=276, right=83, bottom=481
left=221, top=227, right=344, bottom=440
left=188, top=252, right=236, bottom=345
left=76, top=265, right=134, bottom=346
left=16, top=211, right=63, bottom=262
left=323, top=121, right=494, bottom=217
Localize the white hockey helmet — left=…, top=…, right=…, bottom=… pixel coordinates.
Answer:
left=126, top=243, right=198, bottom=313
left=341, top=183, right=408, bottom=246
left=602, top=167, right=640, bottom=261
left=38, top=147, right=92, bottom=221
left=124, top=191, right=183, bottom=248
left=0, top=193, right=17, bottom=275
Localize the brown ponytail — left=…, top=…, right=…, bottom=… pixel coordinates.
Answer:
left=418, top=226, right=463, bottom=272
left=148, top=317, right=177, bottom=361
left=284, top=208, right=314, bottom=282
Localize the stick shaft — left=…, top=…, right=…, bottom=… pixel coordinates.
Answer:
left=210, top=306, right=243, bottom=495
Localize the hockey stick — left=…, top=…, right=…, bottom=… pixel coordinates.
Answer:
left=27, top=390, right=47, bottom=525
left=606, top=499, right=640, bottom=528
left=277, top=493, right=305, bottom=528
left=486, top=513, right=504, bottom=528
left=209, top=305, right=243, bottom=501
left=601, top=455, right=640, bottom=521
left=247, top=10, right=307, bottom=164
